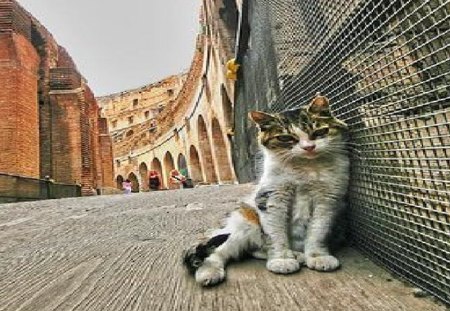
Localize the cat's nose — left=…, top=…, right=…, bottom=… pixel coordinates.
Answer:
left=302, top=145, right=316, bottom=152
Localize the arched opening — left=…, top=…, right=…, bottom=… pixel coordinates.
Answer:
left=139, top=162, right=149, bottom=191
left=151, top=158, right=164, bottom=188
left=178, top=153, right=188, bottom=177
left=126, top=130, right=134, bottom=137
left=221, top=85, right=233, bottom=129
left=163, top=152, right=176, bottom=189
left=211, top=118, right=233, bottom=182
left=189, top=145, right=203, bottom=183
left=127, top=172, right=139, bottom=193
left=198, top=115, right=218, bottom=183
left=116, top=175, right=124, bottom=190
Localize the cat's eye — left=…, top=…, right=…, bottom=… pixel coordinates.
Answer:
left=276, top=135, right=297, bottom=143
left=312, top=128, right=329, bottom=138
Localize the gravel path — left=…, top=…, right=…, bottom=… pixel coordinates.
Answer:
left=0, top=184, right=446, bottom=311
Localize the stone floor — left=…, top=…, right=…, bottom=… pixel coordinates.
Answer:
left=0, top=184, right=447, bottom=311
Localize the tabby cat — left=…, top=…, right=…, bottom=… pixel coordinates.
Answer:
left=183, top=94, right=349, bottom=286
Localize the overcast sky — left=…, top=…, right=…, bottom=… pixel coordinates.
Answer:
left=18, top=0, right=200, bottom=96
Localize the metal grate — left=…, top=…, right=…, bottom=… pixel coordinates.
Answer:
left=233, top=0, right=450, bottom=304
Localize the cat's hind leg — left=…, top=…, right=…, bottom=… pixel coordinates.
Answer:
left=183, top=207, right=263, bottom=286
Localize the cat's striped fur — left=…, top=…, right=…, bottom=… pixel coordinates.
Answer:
left=183, top=94, right=349, bottom=286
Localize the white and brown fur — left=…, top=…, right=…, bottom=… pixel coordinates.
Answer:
left=183, top=95, right=349, bottom=286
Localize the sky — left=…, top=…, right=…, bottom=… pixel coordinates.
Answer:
left=18, top=0, right=201, bottom=96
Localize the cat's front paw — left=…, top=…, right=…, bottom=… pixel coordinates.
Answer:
left=195, top=264, right=225, bottom=286
left=267, top=258, right=300, bottom=274
left=306, top=255, right=340, bottom=272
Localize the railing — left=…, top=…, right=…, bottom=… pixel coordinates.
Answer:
left=0, top=173, right=81, bottom=203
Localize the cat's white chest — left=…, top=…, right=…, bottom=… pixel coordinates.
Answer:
left=292, top=191, right=313, bottom=221
left=288, top=191, right=313, bottom=243
left=294, top=167, right=325, bottom=189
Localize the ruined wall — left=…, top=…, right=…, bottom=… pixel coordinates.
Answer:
left=98, top=118, right=114, bottom=189
left=110, top=1, right=238, bottom=190
left=0, top=0, right=114, bottom=196
left=97, top=74, right=186, bottom=158
left=48, top=91, right=82, bottom=184
left=0, top=1, right=40, bottom=177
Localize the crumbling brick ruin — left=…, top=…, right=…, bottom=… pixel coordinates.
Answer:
left=0, top=0, right=114, bottom=195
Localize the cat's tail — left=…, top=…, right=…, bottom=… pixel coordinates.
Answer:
left=182, top=205, right=263, bottom=278
left=182, top=233, right=230, bottom=275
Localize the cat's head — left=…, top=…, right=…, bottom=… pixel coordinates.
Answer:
left=249, top=95, right=348, bottom=160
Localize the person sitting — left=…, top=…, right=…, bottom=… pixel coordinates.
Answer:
left=179, top=168, right=194, bottom=188
left=149, top=170, right=161, bottom=191
left=169, top=169, right=186, bottom=189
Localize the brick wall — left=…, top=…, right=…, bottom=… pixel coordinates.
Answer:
left=0, top=0, right=115, bottom=196
left=0, top=32, right=40, bottom=177
left=99, top=134, right=115, bottom=188
left=98, top=117, right=114, bottom=188
left=49, top=91, right=82, bottom=184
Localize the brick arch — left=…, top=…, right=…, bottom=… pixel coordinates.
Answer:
left=127, top=172, right=139, bottom=193
left=139, top=162, right=149, bottom=191
left=150, top=157, right=164, bottom=188
left=211, top=118, right=233, bottom=182
left=197, top=115, right=217, bottom=183
left=189, top=145, right=203, bottom=183
left=116, top=175, right=124, bottom=190
left=163, top=151, right=176, bottom=189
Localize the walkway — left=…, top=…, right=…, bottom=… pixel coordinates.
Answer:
left=0, top=185, right=446, bottom=311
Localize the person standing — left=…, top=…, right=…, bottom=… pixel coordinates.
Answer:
left=149, top=170, right=161, bottom=191
left=122, top=179, right=132, bottom=194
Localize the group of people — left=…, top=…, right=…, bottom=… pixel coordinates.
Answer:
left=150, top=169, right=193, bottom=190
left=122, top=169, right=192, bottom=194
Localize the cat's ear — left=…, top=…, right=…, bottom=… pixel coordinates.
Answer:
left=308, top=94, right=348, bottom=129
left=307, top=94, right=332, bottom=117
left=248, top=111, right=276, bottom=127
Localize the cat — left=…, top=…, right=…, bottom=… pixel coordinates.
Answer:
left=183, top=94, right=349, bottom=286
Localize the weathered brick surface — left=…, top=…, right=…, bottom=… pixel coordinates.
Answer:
left=99, top=134, right=114, bottom=188
left=98, top=118, right=114, bottom=188
left=0, top=32, right=39, bottom=177
left=0, top=0, right=115, bottom=196
left=48, top=91, right=82, bottom=184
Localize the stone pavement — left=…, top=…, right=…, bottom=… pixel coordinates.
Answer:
left=0, top=185, right=446, bottom=311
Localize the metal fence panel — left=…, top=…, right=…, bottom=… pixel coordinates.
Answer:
left=233, top=0, right=450, bottom=304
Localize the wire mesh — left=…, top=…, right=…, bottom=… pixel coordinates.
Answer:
left=233, top=0, right=450, bottom=304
